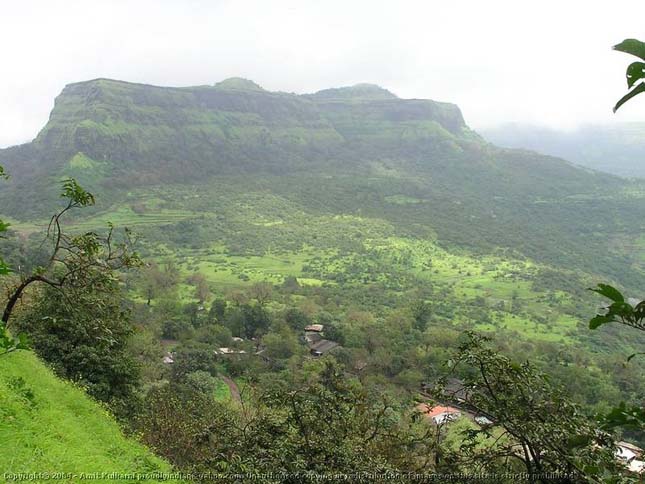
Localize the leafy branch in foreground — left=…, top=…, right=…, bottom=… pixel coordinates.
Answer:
left=433, top=332, right=620, bottom=482
left=613, top=39, right=645, bottom=112
left=0, top=178, right=141, bottom=355
left=588, top=283, right=644, bottom=332
left=588, top=283, right=644, bottom=432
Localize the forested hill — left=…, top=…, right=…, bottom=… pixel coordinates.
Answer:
left=0, top=78, right=643, bottom=288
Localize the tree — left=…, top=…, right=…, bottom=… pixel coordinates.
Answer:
left=208, top=297, right=227, bottom=323
left=136, top=262, right=164, bottom=305
left=588, top=283, right=645, bottom=431
left=15, top=264, right=141, bottom=416
left=194, top=276, right=211, bottom=304
left=140, top=361, right=437, bottom=480
left=284, top=307, right=311, bottom=330
left=2, top=179, right=139, bottom=326
left=249, top=281, right=272, bottom=306
left=410, top=300, right=432, bottom=332
left=184, top=370, right=220, bottom=395
left=263, top=322, right=301, bottom=360
left=0, top=165, right=9, bottom=277
left=0, top=165, right=27, bottom=355
left=432, top=333, right=620, bottom=481
left=195, top=324, right=233, bottom=347
left=239, top=303, right=271, bottom=339
left=170, top=342, right=221, bottom=381
left=186, top=272, right=211, bottom=304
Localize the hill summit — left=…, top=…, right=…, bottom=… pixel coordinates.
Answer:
left=308, top=83, right=398, bottom=100
left=214, top=77, right=265, bottom=91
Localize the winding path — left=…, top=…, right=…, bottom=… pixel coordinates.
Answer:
left=222, top=376, right=241, bottom=403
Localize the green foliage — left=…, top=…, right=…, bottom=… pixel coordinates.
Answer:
left=184, top=370, right=221, bottom=395
left=433, top=332, right=621, bottom=479
left=2, top=178, right=140, bottom=329
left=614, top=38, right=645, bottom=111
left=244, top=303, right=271, bottom=337
left=284, top=307, right=311, bottom=330
left=263, top=323, right=301, bottom=360
left=170, top=343, right=221, bottom=380
left=0, top=165, right=25, bottom=356
left=589, top=283, right=644, bottom=331
left=15, top=268, right=141, bottom=416
left=140, top=361, right=434, bottom=480
left=195, top=324, right=232, bottom=346
left=208, top=298, right=227, bottom=322
left=0, top=351, right=181, bottom=482
left=61, top=177, right=95, bottom=206
left=1, top=77, right=644, bottom=476
left=411, top=300, right=432, bottom=332
left=2, top=78, right=642, bottom=295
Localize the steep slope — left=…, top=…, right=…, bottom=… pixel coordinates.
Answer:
left=0, top=350, right=182, bottom=482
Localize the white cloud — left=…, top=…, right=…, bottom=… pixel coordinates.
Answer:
left=1, top=0, right=645, bottom=147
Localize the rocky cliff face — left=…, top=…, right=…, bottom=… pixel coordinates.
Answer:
left=5, top=78, right=469, bottom=182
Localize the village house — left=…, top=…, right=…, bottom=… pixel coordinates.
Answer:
left=303, top=331, right=323, bottom=345
left=309, top=339, right=340, bottom=357
left=616, top=441, right=644, bottom=474
left=474, top=415, right=493, bottom=427
left=214, top=347, right=247, bottom=355
left=300, top=323, right=341, bottom=357
left=416, top=403, right=462, bottom=425
left=420, top=377, right=468, bottom=403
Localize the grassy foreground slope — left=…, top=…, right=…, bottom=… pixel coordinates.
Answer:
left=0, top=351, right=182, bottom=483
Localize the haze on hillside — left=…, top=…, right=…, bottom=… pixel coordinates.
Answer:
left=481, top=122, right=645, bottom=178
left=2, top=0, right=645, bottom=148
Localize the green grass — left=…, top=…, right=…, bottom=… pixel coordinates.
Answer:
left=0, top=351, right=184, bottom=482
left=213, top=378, right=231, bottom=402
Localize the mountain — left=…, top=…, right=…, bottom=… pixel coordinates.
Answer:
left=0, top=350, right=182, bottom=482
left=480, top=122, right=645, bottom=179
left=0, top=77, right=470, bottom=185
left=0, top=78, right=643, bottom=289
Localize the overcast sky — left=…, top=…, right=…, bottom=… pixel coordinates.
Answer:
left=1, top=0, right=645, bottom=147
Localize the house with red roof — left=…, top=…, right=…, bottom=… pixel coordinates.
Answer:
left=416, top=403, right=462, bottom=425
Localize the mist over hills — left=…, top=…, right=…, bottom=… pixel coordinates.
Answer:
left=481, top=122, right=645, bottom=179
left=0, top=78, right=643, bottom=288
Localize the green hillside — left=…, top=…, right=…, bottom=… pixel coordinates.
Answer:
left=0, top=78, right=642, bottom=290
left=0, top=350, right=182, bottom=483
